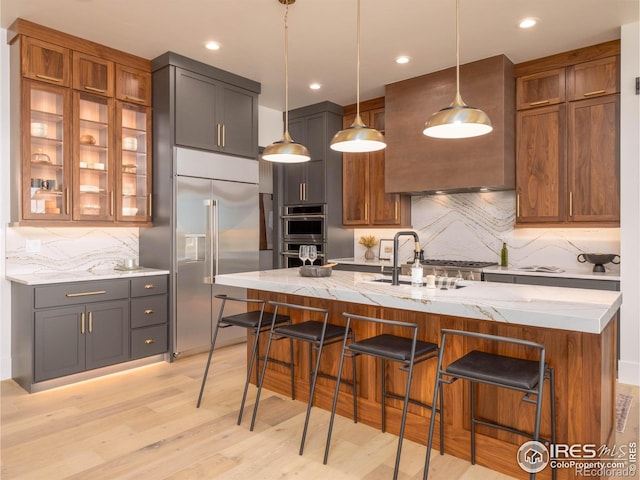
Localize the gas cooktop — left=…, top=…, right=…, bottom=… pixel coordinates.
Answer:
left=418, top=259, right=498, bottom=269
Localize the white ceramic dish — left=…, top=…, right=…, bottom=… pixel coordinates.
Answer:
left=122, top=207, right=138, bottom=216
left=79, top=185, right=99, bottom=193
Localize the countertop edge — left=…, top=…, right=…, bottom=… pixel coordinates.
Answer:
left=7, top=268, right=171, bottom=286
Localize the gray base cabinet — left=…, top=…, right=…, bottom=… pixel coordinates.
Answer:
left=12, top=275, right=168, bottom=392
left=483, top=272, right=620, bottom=291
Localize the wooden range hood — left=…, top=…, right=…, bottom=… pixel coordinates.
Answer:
left=385, top=54, right=515, bottom=194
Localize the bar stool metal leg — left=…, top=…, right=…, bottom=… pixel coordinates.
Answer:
left=237, top=304, right=267, bottom=425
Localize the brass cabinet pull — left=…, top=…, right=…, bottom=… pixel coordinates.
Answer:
left=124, top=95, right=144, bottom=103
left=583, top=90, right=606, bottom=97
left=66, top=290, right=107, bottom=297
left=529, top=99, right=550, bottom=107
left=299, top=183, right=303, bottom=201
left=221, top=124, right=225, bottom=148
left=148, top=194, right=152, bottom=218
left=88, top=311, right=93, bottom=333
left=81, top=312, right=85, bottom=334
left=84, top=85, right=106, bottom=93
left=394, top=202, right=399, bottom=221
left=303, top=183, right=307, bottom=201
left=144, top=284, right=155, bottom=289
left=216, top=124, right=221, bottom=147
left=569, top=192, right=573, bottom=217
left=36, top=74, right=63, bottom=82
left=110, top=190, right=114, bottom=216
left=144, top=309, right=154, bottom=314
left=364, top=202, right=369, bottom=222
left=516, top=194, right=521, bottom=218
left=65, top=188, right=70, bottom=215
left=144, top=339, right=156, bottom=345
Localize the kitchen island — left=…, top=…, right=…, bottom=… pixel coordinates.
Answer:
left=216, top=268, right=621, bottom=480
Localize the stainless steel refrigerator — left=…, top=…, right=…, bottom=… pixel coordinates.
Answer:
left=140, top=147, right=259, bottom=357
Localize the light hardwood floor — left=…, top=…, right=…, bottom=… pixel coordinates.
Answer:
left=1, top=343, right=637, bottom=480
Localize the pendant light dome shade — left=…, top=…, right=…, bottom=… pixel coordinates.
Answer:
left=422, top=0, right=492, bottom=139
left=330, top=115, right=386, bottom=153
left=330, top=0, right=386, bottom=153
left=263, top=131, right=311, bottom=163
left=423, top=94, right=493, bottom=139
left=263, top=0, right=310, bottom=163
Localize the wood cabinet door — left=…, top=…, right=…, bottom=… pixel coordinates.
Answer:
left=115, top=64, right=151, bottom=106
left=567, top=56, right=619, bottom=101
left=72, top=52, right=114, bottom=97
left=175, top=69, right=219, bottom=151
left=22, top=37, right=70, bottom=87
left=567, top=96, right=619, bottom=223
left=516, top=105, right=566, bottom=223
left=22, top=80, right=72, bottom=221
left=34, top=305, right=85, bottom=382
left=370, top=149, right=402, bottom=225
left=85, top=300, right=130, bottom=370
left=219, top=83, right=258, bottom=159
left=342, top=112, right=370, bottom=225
left=516, top=69, right=566, bottom=110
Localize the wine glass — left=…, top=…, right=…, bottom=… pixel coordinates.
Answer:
left=298, top=245, right=309, bottom=266
left=308, top=245, right=318, bottom=265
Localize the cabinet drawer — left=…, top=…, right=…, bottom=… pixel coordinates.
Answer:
left=131, top=276, right=167, bottom=297
left=131, top=295, right=167, bottom=328
left=35, top=279, right=129, bottom=308
left=131, top=324, right=167, bottom=359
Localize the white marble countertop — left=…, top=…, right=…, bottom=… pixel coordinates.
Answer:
left=7, top=267, right=170, bottom=286
left=483, top=265, right=620, bottom=281
left=330, top=258, right=621, bottom=282
left=215, top=268, right=621, bottom=334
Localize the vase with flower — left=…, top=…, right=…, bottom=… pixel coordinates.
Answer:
left=359, top=235, right=379, bottom=260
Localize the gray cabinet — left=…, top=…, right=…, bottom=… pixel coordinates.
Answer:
left=483, top=272, right=620, bottom=291
left=155, top=52, right=260, bottom=159
left=282, top=102, right=343, bottom=205
left=11, top=274, right=168, bottom=392
left=33, top=298, right=129, bottom=382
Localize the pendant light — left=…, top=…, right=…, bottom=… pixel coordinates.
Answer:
left=423, top=0, right=492, bottom=139
left=263, top=0, right=311, bottom=163
left=330, top=0, right=386, bottom=153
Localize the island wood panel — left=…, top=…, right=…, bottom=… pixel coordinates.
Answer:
left=247, top=289, right=616, bottom=480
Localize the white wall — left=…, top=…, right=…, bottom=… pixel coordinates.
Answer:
left=619, top=21, right=640, bottom=386
left=1, top=28, right=12, bottom=380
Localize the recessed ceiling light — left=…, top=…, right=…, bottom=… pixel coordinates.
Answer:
left=519, top=18, right=537, bottom=29
left=309, top=83, right=321, bottom=90
left=205, top=41, right=222, bottom=51
left=396, top=56, right=410, bottom=64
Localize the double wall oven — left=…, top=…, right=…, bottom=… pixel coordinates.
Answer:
left=281, top=204, right=326, bottom=267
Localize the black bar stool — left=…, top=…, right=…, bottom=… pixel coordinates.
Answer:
left=250, top=301, right=356, bottom=456
left=424, top=329, right=556, bottom=480
left=196, top=294, right=292, bottom=426
left=324, top=312, right=442, bottom=480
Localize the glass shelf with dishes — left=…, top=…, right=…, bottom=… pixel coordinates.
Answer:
left=73, top=92, right=114, bottom=221
left=117, top=102, right=151, bottom=221
left=24, top=81, right=71, bottom=220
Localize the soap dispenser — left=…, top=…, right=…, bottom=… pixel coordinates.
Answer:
left=411, top=258, right=423, bottom=287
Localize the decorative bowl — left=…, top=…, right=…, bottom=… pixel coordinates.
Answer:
left=299, top=265, right=332, bottom=277
left=577, top=253, right=620, bottom=272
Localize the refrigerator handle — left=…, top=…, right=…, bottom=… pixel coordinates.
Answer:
left=204, top=199, right=214, bottom=285
left=212, top=199, right=219, bottom=278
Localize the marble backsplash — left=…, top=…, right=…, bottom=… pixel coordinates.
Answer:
left=354, top=191, right=621, bottom=273
left=5, top=227, right=139, bottom=276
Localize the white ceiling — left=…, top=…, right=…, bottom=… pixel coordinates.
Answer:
left=1, top=0, right=638, bottom=111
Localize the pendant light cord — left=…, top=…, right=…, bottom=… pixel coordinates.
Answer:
left=356, top=0, right=361, bottom=119
left=453, top=0, right=464, bottom=106
left=283, top=1, right=290, bottom=137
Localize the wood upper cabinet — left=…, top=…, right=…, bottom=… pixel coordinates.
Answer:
left=567, top=56, right=619, bottom=101
left=516, top=69, right=565, bottom=110
left=115, top=64, right=151, bottom=106
left=342, top=102, right=410, bottom=227
left=515, top=41, right=620, bottom=227
left=21, top=37, right=70, bottom=87
left=72, top=52, right=114, bottom=97
left=9, top=19, right=153, bottom=226
left=515, top=105, right=566, bottom=224
left=567, top=95, right=620, bottom=222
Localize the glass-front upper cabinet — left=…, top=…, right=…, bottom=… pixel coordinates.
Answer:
left=23, top=80, right=71, bottom=220
left=116, top=102, right=151, bottom=222
left=73, top=91, right=114, bottom=221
